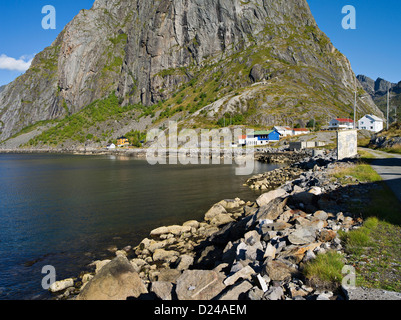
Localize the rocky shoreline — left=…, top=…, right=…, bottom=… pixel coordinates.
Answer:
left=255, top=150, right=311, bottom=164
left=0, top=147, right=148, bottom=157
left=44, top=149, right=395, bottom=301
left=0, top=147, right=261, bottom=160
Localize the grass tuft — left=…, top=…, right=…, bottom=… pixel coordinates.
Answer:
left=303, top=251, right=345, bottom=286
left=332, top=162, right=382, bottom=184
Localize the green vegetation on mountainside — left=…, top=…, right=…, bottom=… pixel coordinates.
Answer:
left=13, top=20, right=375, bottom=148
left=25, top=93, right=150, bottom=146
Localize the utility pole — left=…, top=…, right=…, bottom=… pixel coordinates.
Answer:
left=387, top=88, right=390, bottom=130
left=354, top=77, right=357, bottom=130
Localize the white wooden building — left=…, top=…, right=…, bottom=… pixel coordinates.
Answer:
left=329, top=118, right=354, bottom=130
left=358, top=115, right=384, bottom=133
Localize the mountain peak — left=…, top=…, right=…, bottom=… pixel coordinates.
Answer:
left=0, top=0, right=382, bottom=146
left=357, top=74, right=400, bottom=122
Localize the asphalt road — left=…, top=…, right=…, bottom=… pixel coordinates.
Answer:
left=360, top=148, right=401, bottom=203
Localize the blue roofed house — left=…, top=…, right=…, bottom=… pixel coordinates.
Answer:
left=245, top=129, right=281, bottom=146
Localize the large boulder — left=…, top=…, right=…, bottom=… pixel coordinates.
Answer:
left=256, top=188, right=288, bottom=207
left=288, top=227, right=317, bottom=245
left=150, top=225, right=191, bottom=238
left=262, top=259, right=298, bottom=281
left=219, top=280, right=253, bottom=300
left=153, top=249, right=180, bottom=264
left=249, top=197, right=288, bottom=228
left=218, top=198, right=244, bottom=209
left=76, top=256, right=148, bottom=300
left=210, top=213, right=235, bottom=227
left=223, top=265, right=256, bottom=286
left=151, top=281, right=174, bottom=300
left=49, top=278, right=74, bottom=293
left=204, top=204, right=227, bottom=222
left=176, top=270, right=226, bottom=300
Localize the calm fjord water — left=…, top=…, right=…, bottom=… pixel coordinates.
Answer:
left=0, top=153, right=280, bottom=300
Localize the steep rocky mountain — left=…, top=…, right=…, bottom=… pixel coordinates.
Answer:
left=0, top=85, right=5, bottom=94
left=357, top=75, right=401, bottom=123
left=0, top=0, right=382, bottom=147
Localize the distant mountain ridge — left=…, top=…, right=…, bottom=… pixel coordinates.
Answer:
left=357, top=75, right=401, bottom=122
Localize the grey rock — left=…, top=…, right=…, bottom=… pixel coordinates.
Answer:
left=49, top=279, right=74, bottom=293
left=230, top=261, right=245, bottom=274
left=288, top=227, right=317, bottom=245
left=76, top=256, right=148, bottom=300
left=263, top=286, right=284, bottom=300
left=248, top=286, right=265, bottom=300
left=316, top=292, right=332, bottom=300
left=256, top=188, right=288, bottom=207
left=256, top=274, right=269, bottom=292
left=262, top=259, right=297, bottom=282
left=313, top=210, right=328, bottom=221
left=204, top=204, right=227, bottom=222
left=210, top=213, right=235, bottom=227
left=219, top=280, right=253, bottom=300
left=262, top=222, right=292, bottom=232
left=224, top=265, right=256, bottom=286
left=151, top=281, right=174, bottom=300
left=263, top=243, right=277, bottom=259
left=249, top=64, right=268, bottom=83
left=176, top=270, right=226, bottom=300
left=157, top=268, right=182, bottom=283
left=302, top=249, right=316, bottom=263
left=244, top=230, right=261, bottom=246
left=153, top=249, right=180, bottom=264
left=244, top=244, right=264, bottom=261
left=250, top=197, right=289, bottom=227
left=235, top=242, right=248, bottom=260
left=176, top=254, right=194, bottom=271
left=150, top=225, right=192, bottom=238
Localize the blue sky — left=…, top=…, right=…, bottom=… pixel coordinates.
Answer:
left=0, top=0, right=94, bottom=86
left=0, top=0, right=400, bottom=86
left=308, top=0, right=401, bottom=83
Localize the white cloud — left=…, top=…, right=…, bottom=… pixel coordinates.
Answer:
left=0, top=54, right=33, bottom=72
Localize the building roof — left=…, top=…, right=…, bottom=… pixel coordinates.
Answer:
left=361, top=114, right=384, bottom=122
left=335, top=118, right=354, bottom=123
left=293, top=128, right=310, bottom=132
left=253, top=130, right=276, bottom=136
left=274, top=126, right=292, bottom=131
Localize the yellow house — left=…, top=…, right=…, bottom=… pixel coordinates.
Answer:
left=117, top=136, right=129, bottom=147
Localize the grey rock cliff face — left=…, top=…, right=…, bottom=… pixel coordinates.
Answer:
left=0, top=0, right=382, bottom=142
left=358, top=75, right=398, bottom=97
left=357, top=75, right=400, bottom=122
left=356, top=75, right=375, bottom=96
left=375, top=78, right=394, bottom=96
